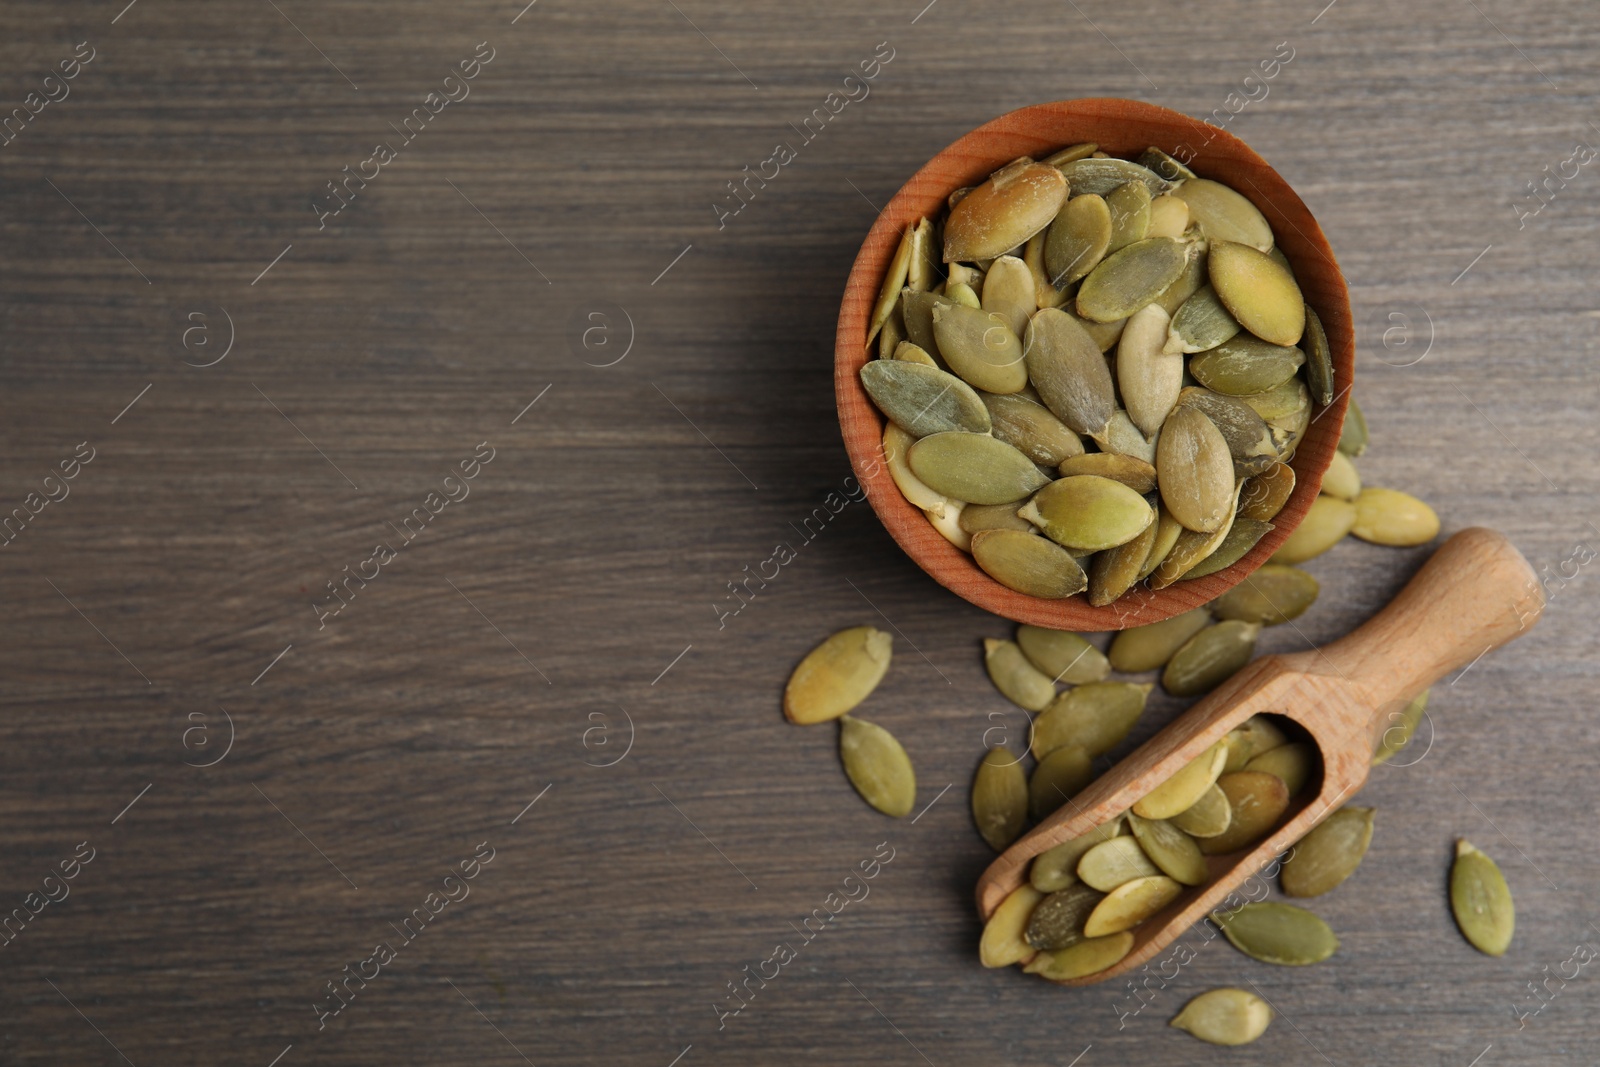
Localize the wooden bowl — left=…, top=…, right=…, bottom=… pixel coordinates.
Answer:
left=835, top=98, right=1353, bottom=630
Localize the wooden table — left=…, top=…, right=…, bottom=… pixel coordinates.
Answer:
left=2, top=1, right=1596, bottom=1063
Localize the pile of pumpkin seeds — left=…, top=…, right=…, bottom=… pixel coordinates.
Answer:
left=864, top=142, right=1344, bottom=603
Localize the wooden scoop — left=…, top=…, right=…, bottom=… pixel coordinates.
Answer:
left=975, top=527, right=1545, bottom=984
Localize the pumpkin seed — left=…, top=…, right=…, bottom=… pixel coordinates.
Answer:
left=901, top=288, right=955, bottom=356
left=877, top=301, right=906, bottom=360
left=1170, top=784, right=1233, bottom=838
left=1241, top=377, right=1310, bottom=423
left=1044, top=142, right=1099, bottom=167
left=1177, top=387, right=1278, bottom=473
left=1146, top=193, right=1190, bottom=240
left=972, top=529, right=1089, bottom=598
left=1030, top=743, right=1096, bottom=819
left=1057, top=453, right=1157, bottom=494
left=1210, top=241, right=1305, bottom=346
left=1451, top=839, right=1514, bottom=956
left=1024, top=932, right=1135, bottom=980
left=1171, top=988, right=1273, bottom=1046
left=982, top=393, right=1085, bottom=466
left=883, top=423, right=954, bottom=513
left=1199, top=771, right=1290, bottom=854
left=959, top=502, right=1032, bottom=534
left=1281, top=805, right=1374, bottom=897
left=1269, top=494, right=1356, bottom=564
left=980, top=883, right=1043, bottom=967
left=1338, top=395, right=1368, bottom=456
left=907, top=217, right=938, bottom=291
left=1222, top=716, right=1290, bottom=772
left=1321, top=450, right=1361, bottom=501
left=1023, top=227, right=1070, bottom=310
left=1116, top=302, right=1181, bottom=436
left=1133, top=739, right=1229, bottom=819
left=1212, top=564, right=1319, bottom=625
left=944, top=160, right=1068, bottom=262
left=1016, top=627, right=1111, bottom=684
left=1033, top=681, right=1151, bottom=759
left=1057, top=156, right=1175, bottom=198
left=891, top=340, right=938, bottom=368
left=1164, top=620, right=1261, bottom=697
left=1083, top=874, right=1183, bottom=936
left=1026, top=883, right=1106, bottom=950
left=1213, top=901, right=1338, bottom=965
left=1166, top=285, right=1242, bottom=354
left=1020, top=475, right=1155, bottom=552
left=909, top=432, right=1049, bottom=504
left=1129, top=813, right=1209, bottom=886
left=1351, top=487, right=1439, bottom=546
left=864, top=361, right=985, bottom=441
left=1173, top=178, right=1274, bottom=252
left=1077, top=237, right=1188, bottom=323
left=981, top=255, right=1037, bottom=338
left=1154, top=243, right=1207, bottom=316
left=784, top=627, right=893, bottom=724
left=1105, top=181, right=1152, bottom=253
left=1265, top=386, right=1312, bottom=460
left=839, top=716, right=916, bottom=817
left=1046, top=193, right=1112, bottom=287
left=1238, top=461, right=1296, bottom=522
left=932, top=303, right=1028, bottom=394
left=947, top=260, right=981, bottom=289
left=971, top=746, right=1029, bottom=851
left=1078, top=835, right=1164, bottom=891
left=1190, top=336, right=1305, bottom=395
left=1137, top=504, right=1186, bottom=580
left=1024, top=308, right=1117, bottom=436
left=1108, top=608, right=1210, bottom=672
left=1137, top=147, right=1197, bottom=183
left=925, top=501, right=970, bottom=551
left=1089, top=518, right=1160, bottom=605
left=1245, top=741, right=1315, bottom=796
left=1070, top=311, right=1128, bottom=352
left=1303, top=303, right=1335, bottom=407
left=1156, top=405, right=1235, bottom=534
left=946, top=280, right=981, bottom=308
left=1030, top=818, right=1127, bottom=892
left=868, top=224, right=915, bottom=343
left=1181, top=517, right=1275, bottom=581
left=1149, top=502, right=1236, bottom=589
left=984, top=637, right=1057, bottom=712
left=1372, top=689, right=1429, bottom=765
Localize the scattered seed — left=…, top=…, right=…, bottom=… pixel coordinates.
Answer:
left=1164, top=620, right=1261, bottom=697
left=1373, top=689, right=1429, bottom=765
left=839, top=715, right=916, bottom=817
left=1030, top=743, right=1096, bottom=819
left=1213, top=564, right=1320, bottom=626
left=1108, top=608, right=1211, bottom=673
left=972, top=746, right=1029, bottom=851
left=1321, top=450, right=1362, bottom=501
left=1351, top=487, right=1440, bottom=546
left=972, top=528, right=1090, bottom=598
left=1451, top=839, right=1515, bottom=956
left=1171, top=988, right=1274, bottom=1046
left=860, top=359, right=991, bottom=438
left=1213, top=901, right=1339, bottom=965
left=785, top=627, right=893, bottom=724
left=1033, top=681, right=1152, bottom=759
left=984, top=637, right=1058, bottom=712
left=1133, top=739, right=1229, bottom=820
left=909, top=432, right=1050, bottom=505
left=944, top=159, right=1069, bottom=262
left=1016, top=626, right=1111, bottom=684
left=1269, top=495, right=1357, bottom=564
left=1282, top=805, right=1374, bottom=897
left=1338, top=395, right=1368, bottom=456
left=1199, top=771, right=1290, bottom=855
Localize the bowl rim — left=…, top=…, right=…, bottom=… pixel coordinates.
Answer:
left=833, top=98, right=1354, bottom=630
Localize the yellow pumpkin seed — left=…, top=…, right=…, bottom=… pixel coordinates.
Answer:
left=907, top=217, right=938, bottom=291
left=868, top=224, right=915, bottom=343
left=1163, top=620, right=1260, bottom=697
left=909, top=432, right=1049, bottom=505
left=883, top=423, right=954, bottom=513
left=1016, top=626, right=1111, bottom=684
left=877, top=300, right=906, bottom=360
left=1190, top=336, right=1305, bottom=395
left=1078, top=835, right=1163, bottom=891
left=1281, top=806, right=1374, bottom=897
left=945, top=280, right=981, bottom=307
left=982, top=392, right=1085, bottom=466
left=1171, top=988, right=1273, bottom=1046
left=1209, top=240, right=1305, bottom=347
left=1213, top=901, right=1339, bottom=965
left=1020, top=475, right=1155, bottom=552
left=1077, top=237, right=1188, bottom=323
left=1303, top=303, right=1335, bottom=407
left=925, top=501, right=970, bottom=551
left=1083, top=875, right=1183, bottom=936
left=1451, top=839, right=1514, bottom=956
left=1167, top=284, right=1242, bottom=354
left=1137, top=504, right=1186, bottom=580
left=1245, top=741, right=1316, bottom=796
left=1043, top=142, right=1098, bottom=167
left=932, top=304, right=1027, bottom=394
left=971, top=746, right=1029, bottom=851
left=1238, top=461, right=1297, bottom=522
left=1222, top=716, right=1290, bottom=772
left=1156, top=405, right=1235, bottom=534
left=971, top=529, right=1089, bottom=598
left=959, top=502, right=1032, bottom=535
left=1129, top=812, right=1209, bottom=886
left=980, top=255, right=1037, bottom=337
left=1321, top=450, right=1361, bottom=501
left=1024, top=308, right=1117, bottom=436
left=1088, top=517, right=1160, bottom=606
left=860, top=360, right=991, bottom=437
left=1338, top=395, right=1369, bottom=456
left=1372, top=689, right=1429, bottom=765
left=1212, top=564, right=1319, bottom=626
left=1117, top=302, right=1181, bottom=436
left=1269, top=494, right=1356, bottom=564
left=1108, top=608, right=1210, bottom=673
left=980, top=883, right=1043, bottom=967
left=1106, top=181, right=1152, bottom=253
left=891, top=340, right=938, bottom=368
left=1173, top=178, right=1274, bottom=252
left=1146, top=193, right=1190, bottom=240
left=1199, top=771, right=1289, bottom=854
left=944, top=159, right=1068, bottom=262
left=1046, top=193, right=1112, bottom=287
left=1351, top=487, right=1439, bottom=546
left=1133, top=739, right=1228, bottom=819
left=1024, top=932, right=1135, bottom=980
left=1026, top=883, right=1106, bottom=950
left=784, top=627, right=893, bottom=724
left=839, top=716, right=916, bottom=817
left=1170, top=783, right=1233, bottom=838
left=1030, top=818, right=1127, bottom=892
left=1033, top=681, right=1152, bottom=759
left=1056, top=453, right=1157, bottom=494
left=1030, top=744, right=1095, bottom=819
left=984, top=637, right=1057, bottom=712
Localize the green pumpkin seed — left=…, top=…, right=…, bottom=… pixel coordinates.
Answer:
left=944, top=160, right=1068, bottom=262
left=1173, top=178, right=1274, bottom=252
left=1338, top=395, right=1369, bottom=456
left=1265, top=386, right=1312, bottom=461
left=1321, top=450, right=1361, bottom=502
left=907, top=217, right=938, bottom=291
left=1167, top=285, right=1242, bottom=354
left=1351, top=487, right=1439, bottom=546
left=1129, top=813, right=1208, bottom=886
left=1146, top=193, right=1189, bottom=239
left=945, top=280, right=981, bottom=307
left=1154, top=243, right=1207, bottom=315
left=839, top=716, right=916, bottom=817
left=1117, top=303, right=1181, bottom=436
left=1170, top=784, right=1232, bottom=838
left=901, top=288, right=955, bottom=356
left=959, top=501, right=1032, bottom=534
left=1245, top=741, right=1315, bottom=796
left=867, top=224, right=915, bottom=344
left=947, top=260, right=981, bottom=289
left=1023, top=308, right=1117, bottom=436
left=891, top=340, right=938, bottom=368
left=971, top=746, right=1029, bottom=851
left=1057, top=156, right=1175, bottom=198
left=1212, top=563, right=1319, bottom=625
left=1016, top=626, right=1110, bottom=684
left=1189, top=336, right=1305, bottom=395
left=1156, top=405, right=1235, bottom=534
left=1209, top=241, right=1305, bottom=347
left=1179, top=518, right=1275, bottom=581
left=1373, top=689, right=1429, bottom=765
left=1070, top=311, right=1128, bottom=352
left=1023, top=227, right=1070, bottom=310
left=1105, top=181, right=1153, bottom=253
left=982, top=393, right=1085, bottom=466
left=1177, top=387, right=1279, bottom=473
left=1030, top=818, right=1127, bottom=892
left=883, top=423, right=955, bottom=513
left=1046, top=193, right=1112, bottom=287
left=1078, top=835, right=1163, bottom=891
left=1451, top=839, right=1514, bottom=956
left=1269, top=494, right=1356, bottom=564
left=1026, top=883, right=1106, bottom=950
left=1238, top=461, right=1296, bottom=522
left=1213, top=901, right=1338, bottom=965
left=1108, top=608, right=1210, bottom=672
left=1024, top=932, right=1135, bottom=980
left=1171, top=988, right=1273, bottom=1046
left=1020, top=475, right=1155, bottom=552
left=971, top=529, right=1089, bottom=598
left=1164, top=620, right=1261, bottom=697
left=1057, top=453, right=1157, bottom=494
left=1199, top=771, right=1289, bottom=854
left=1088, top=518, right=1159, bottom=605
left=984, top=637, right=1057, bottom=712
left=877, top=300, right=906, bottom=360
left=981, top=255, right=1037, bottom=338
left=1133, top=740, right=1229, bottom=819
left=1222, top=716, right=1290, bottom=772
left=1240, top=377, right=1310, bottom=424
left=932, top=303, right=1028, bottom=394
left=1077, top=237, right=1188, bottom=323
left=909, top=432, right=1049, bottom=504
left=1302, top=303, right=1335, bottom=407
left=784, top=626, right=893, bottom=724
left=1043, top=142, right=1098, bottom=167
left=980, top=883, right=1043, bottom=967
left=1033, top=681, right=1151, bottom=759
left=1088, top=409, right=1158, bottom=465
left=1137, top=505, right=1185, bottom=580
left=1281, top=805, right=1374, bottom=897
left=1083, top=874, right=1183, bottom=936
left=1148, top=502, right=1236, bottom=589
left=1137, top=147, right=1197, bottom=183
left=1030, top=743, right=1096, bottom=819
left=860, top=361, right=991, bottom=438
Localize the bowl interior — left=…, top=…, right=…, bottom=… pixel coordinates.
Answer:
left=834, top=98, right=1353, bottom=630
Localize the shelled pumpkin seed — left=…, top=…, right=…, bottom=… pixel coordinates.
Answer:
left=1451, top=839, right=1514, bottom=956
left=971, top=746, right=1029, bottom=851
left=1171, top=988, right=1273, bottom=1046
left=784, top=627, right=893, bottom=724
left=1372, top=689, right=1429, bottom=764
left=1281, top=805, right=1374, bottom=897
left=1032, top=681, right=1150, bottom=759
left=1213, top=901, right=1339, bottom=965
left=839, top=716, right=916, bottom=817
left=983, top=638, right=1057, bottom=711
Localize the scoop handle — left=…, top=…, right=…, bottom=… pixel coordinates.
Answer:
left=1283, top=527, right=1543, bottom=738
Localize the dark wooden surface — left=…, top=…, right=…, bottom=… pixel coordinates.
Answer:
left=1, top=1, right=1597, bottom=1064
